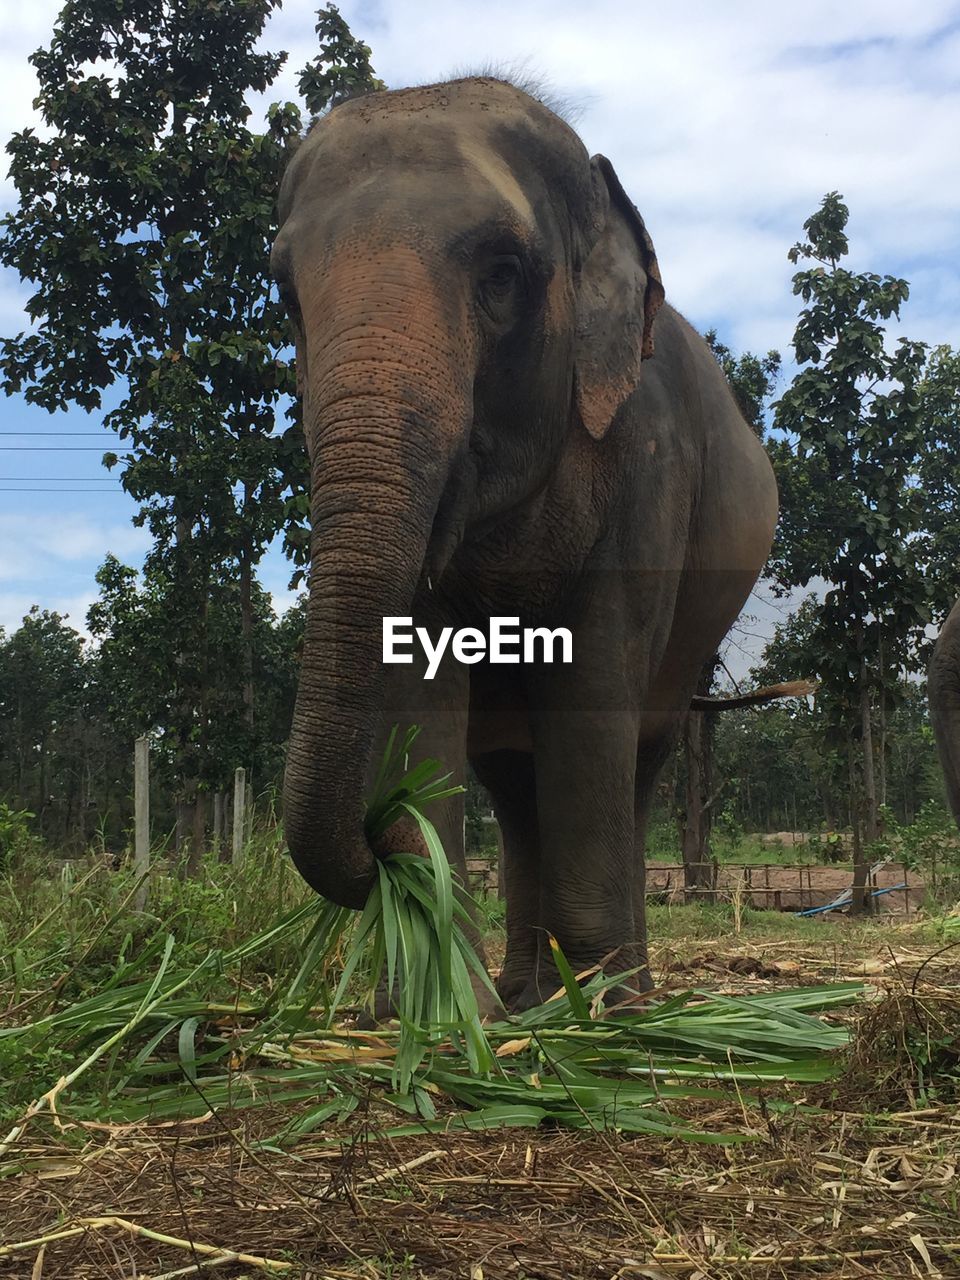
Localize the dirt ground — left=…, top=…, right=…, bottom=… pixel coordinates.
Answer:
left=2, top=923, right=958, bottom=1280
left=645, top=863, right=926, bottom=914
left=467, top=858, right=928, bottom=915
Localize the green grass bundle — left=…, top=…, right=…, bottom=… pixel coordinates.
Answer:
left=342, top=726, right=498, bottom=1089
left=0, top=726, right=868, bottom=1153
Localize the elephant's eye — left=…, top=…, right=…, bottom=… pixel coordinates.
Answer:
left=482, top=255, right=523, bottom=293
left=477, top=255, right=524, bottom=325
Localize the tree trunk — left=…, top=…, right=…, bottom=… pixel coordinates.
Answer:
left=15, top=693, right=24, bottom=806
left=850, top=710, right=873, bottom=916
left=878, top=632, right=887, bottom=814
left=190, top=569, right=211, bottom=877
left=860, top=667, right=879, bottom=845
left=744, top=770, right=751, bottom=826
left=77, top=735, right=91, bottom=848
left=172, top=511, right=204, bottom=879
left=186, top=790, right=206, bottom=878
left=38, top=729, right=48, bottom=840
left=175, top=798, right=191, bottom=864
left=680, top=659, right=720, bottom=897
left=681, top=708, right=705, bottom=896
left=214, top=791, right=227, bottom=863
left=878, top=685, right=887, bottom=813
left=240, top=520, right=255, bottom=736
left=822, top=785, right=834, bottom=831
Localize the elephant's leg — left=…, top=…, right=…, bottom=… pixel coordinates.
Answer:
left=630, top=735, right=677, bottom=996
left=516, top=660, right=642, bottom=1011
left=472, top=750, right=540, bottom=1008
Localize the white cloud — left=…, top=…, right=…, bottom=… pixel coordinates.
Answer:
left=268, top=586, right=303, bottom=618
left=0, top=3, right=63, bottom=174
left=0, top=511, right=149, bottom=637
left=0, top=589, right=97, bottom=639
left=4, top=0, right=957, bottom=350
left=256, top=540, right=305, bottom=619
left=254, top=0, right=960, bottom=354
left=0, top=513, right=148, bottom=582
left=1, top=0, right=958, bottom=655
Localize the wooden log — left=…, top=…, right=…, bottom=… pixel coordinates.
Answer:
left=690, top=679, right=816, bottom=713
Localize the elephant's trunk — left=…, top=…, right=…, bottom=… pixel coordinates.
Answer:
left=283, top=250, right=472, bottom=908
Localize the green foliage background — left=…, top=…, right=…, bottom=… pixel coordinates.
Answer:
left=0, top=6, right=958, bottom=873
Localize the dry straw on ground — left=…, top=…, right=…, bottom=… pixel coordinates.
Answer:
left=3, top=739, right=958, bottom=1276
left=2, top=935, right=958, bottom=1279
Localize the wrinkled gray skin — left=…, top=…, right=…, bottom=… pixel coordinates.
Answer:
left=273, top=77, right=778, bottom=1011
left=929, top=601, right=960, bottom=826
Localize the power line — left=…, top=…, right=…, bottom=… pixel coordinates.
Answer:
left=0, top=477, right=121, bottom=482
left=0, top=431, right=119, bottom=436
left=0, top=447, right=116, bottom=451
left=0, top=431, right=287, bottom=439
left=0, top=487, right=130, bottom=492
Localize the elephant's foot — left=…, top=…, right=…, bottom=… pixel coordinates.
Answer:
left=509, top=949, right=653, bottom=1015
left=351, top=978, right=395, bottom=1029
left=475, top=978, right=504, bottom=1022
left=496, top=971, right=531, bottom=1011
left=356, top=969, right=502, bottom=1026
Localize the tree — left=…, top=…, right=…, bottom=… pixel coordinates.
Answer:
left=87, top=554, right=304, bottom=870
left=917, top=344, right=960, bottom=619
left=704, top=331, right=781, bottom=439
left=719, top=605, right=945, bottom=836
left=0, top=0, right=297, bottom=852
left=0, top=609, right=94, bottom=846
left=712, top=700, right=826, bottom=834
left=884, top=681, right=943, bottom=826
left=770, top=192, right=930, bottom=910
left=299, top=4, right=384, bottom=118
left=0, top=586, right=304, bottom=858
left=0, top=1, right=382, bottom=860
left=751, top=597, right=847, bottom=831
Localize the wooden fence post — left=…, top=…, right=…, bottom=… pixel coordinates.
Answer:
left=244, top=771, right=254, bottom=850
left=232, top=768, right=246, bottom=866
left=212, top=791, right=223, bottom=858
left=134, top=736, right=150, bottom=911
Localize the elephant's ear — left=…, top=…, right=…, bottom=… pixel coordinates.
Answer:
left=574, top=155, right=664, bottom=442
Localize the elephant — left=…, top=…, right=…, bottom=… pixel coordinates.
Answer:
left=273, top=76, right=778, bottom=1011
left=929, top=600, right=960, bottom=825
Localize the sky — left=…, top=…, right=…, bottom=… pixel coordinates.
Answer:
left=1, top=0, right=959, bottom=676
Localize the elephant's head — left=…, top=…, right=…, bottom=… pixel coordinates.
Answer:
left=274, top=77, right=664, bottom=907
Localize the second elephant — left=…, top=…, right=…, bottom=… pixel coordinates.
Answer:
left=929, top=599, right=960, bottom=826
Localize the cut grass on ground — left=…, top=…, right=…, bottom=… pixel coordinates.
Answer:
left=2, top=742, right=958, bottom=1278
left=2, top=931, right=957, bottom=1279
